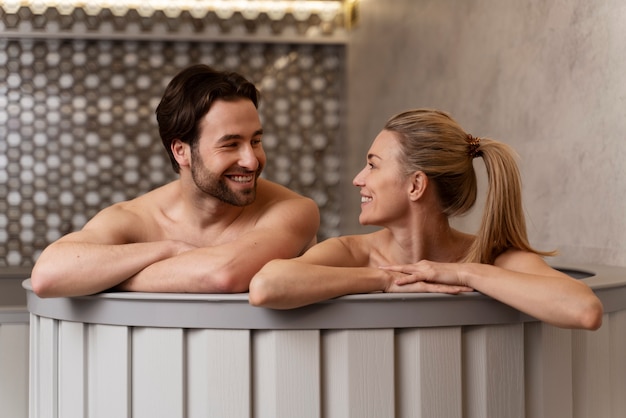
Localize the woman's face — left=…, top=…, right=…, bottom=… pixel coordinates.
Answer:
left=352, top=130, right=411, bottom=226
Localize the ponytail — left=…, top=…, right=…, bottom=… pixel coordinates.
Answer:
left=463, top=138, right=556, bottom=264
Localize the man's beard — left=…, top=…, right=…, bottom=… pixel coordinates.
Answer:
left=190, top=150, right=259, bottom=207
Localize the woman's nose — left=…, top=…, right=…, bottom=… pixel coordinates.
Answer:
left=352, top=167, right=366, bottom=187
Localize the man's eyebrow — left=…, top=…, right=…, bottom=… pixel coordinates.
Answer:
left=367, top=153, right=382, bottom=161
left=217, top=129, right=264, bottom=143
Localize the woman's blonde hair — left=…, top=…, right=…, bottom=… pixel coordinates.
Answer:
left=384, top=108, right=555, bottom=264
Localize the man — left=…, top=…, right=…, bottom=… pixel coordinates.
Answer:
left=31, top=64, right=320, bottom=297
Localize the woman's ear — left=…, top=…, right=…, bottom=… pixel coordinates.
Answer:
left=171, top=139, right=190, bottom=168
left=408, top=171, right=428, bottom=201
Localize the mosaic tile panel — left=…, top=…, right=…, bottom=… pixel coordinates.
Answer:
left=0, top=5, right=348, bottom=41
left=0, top=39, right=344, bottom=267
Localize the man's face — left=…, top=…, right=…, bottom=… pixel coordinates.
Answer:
left=190, top=98, right=265, bottom=206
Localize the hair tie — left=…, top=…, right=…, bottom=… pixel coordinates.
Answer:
left=466, top=134, right=481, bottom=158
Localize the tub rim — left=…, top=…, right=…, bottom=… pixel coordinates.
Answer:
left=22, top=261, right=626, bottom=330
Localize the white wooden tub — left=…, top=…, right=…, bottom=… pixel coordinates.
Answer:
left=24, top=262, right=626, bottom=418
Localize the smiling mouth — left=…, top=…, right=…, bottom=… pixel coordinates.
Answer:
left=227, top=174, right=255, bottom=183
left=360, top=196, right=373, bottom=203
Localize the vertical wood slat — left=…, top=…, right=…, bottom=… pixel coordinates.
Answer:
left=572, top=313, right=611, bottom=418
left=524, top=322, right=573, bottom=418
left=322, top=329, right=395, bottom=418
left=186, top=329, right=251, bottom=418
left=29, top=314, right=39, bottom=418
left=0, top=322, right=30, bottom=418
left=36, top=317, right=58, bottom=418
left=132, top=327, right=185, bottom=418
left=463, top=324, right=524, bottom=418
left=253, top=330, right=321, bottom=418
left=58, top=321, right=86, bottom=418
left=396, top=327, right=462, bottom=418
left=609, top=310, right=626, bottom=418
left=88, top=324, right=131, bottom=418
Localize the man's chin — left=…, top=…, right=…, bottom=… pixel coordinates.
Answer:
left=227, top=189, right=256, bottom=207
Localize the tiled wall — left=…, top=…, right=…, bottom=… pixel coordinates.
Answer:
left=0, top=6, right=346, bottom=267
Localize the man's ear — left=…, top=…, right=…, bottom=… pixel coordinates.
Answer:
left=408, top=171, right=428, bottom=201
left=171, top=139, right=190, bottom=167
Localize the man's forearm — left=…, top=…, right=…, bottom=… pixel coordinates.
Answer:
left=31, top=241, right=179, bottom=297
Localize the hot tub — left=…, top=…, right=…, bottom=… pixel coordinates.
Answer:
left=24, top=262, right=626, bottom=418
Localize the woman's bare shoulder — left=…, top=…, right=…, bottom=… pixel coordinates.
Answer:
left=327, top=231, right=385, bottom=266
left=494, top=248, right=562, bottom=276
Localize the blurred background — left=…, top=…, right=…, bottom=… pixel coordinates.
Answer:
left=1, top=0, right=625, bottom=271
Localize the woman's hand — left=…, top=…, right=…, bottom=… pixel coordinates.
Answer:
left=380, top=260, right=474, bottom=294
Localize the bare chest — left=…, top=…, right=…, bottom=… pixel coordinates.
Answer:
left=145, top=210, right=254, bottom=247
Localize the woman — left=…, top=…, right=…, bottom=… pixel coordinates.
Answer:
left=249, top=109, right=603, bottom=330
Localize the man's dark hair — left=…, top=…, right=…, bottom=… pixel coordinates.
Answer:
left=156, top=64, right=260, bottom=173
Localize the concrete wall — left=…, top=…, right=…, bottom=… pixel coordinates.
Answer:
left=345, top=0, right=626, bottom=267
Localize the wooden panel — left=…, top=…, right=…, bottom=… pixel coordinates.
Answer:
left=88, top=324, right=130, bottom=418
left=396, top=327, right=462, bottom=418
left=29, top=314, right=39, bottom=418
left=322, top=329, right=395, bottom=418
left=132, top=327, right=184, bottom=418
left=253, top=330, right=321, bottom=418
left=463, top=324, right=524, bottom=418
left=186, top=329, right=251, bottom=418
left=35, top=316, right=58, bottom=418
left=58, top=321, right=86, bottom=418
left=524, top=322, right=573, bottom=418
left=609, top=310, right=626, bottom=418
left=572, top=314, right=611, bottom=418
left=0, top=322, right=30, bottom=418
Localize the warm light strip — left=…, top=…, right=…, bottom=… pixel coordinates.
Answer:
left=0, top=0, right=345, bottom=20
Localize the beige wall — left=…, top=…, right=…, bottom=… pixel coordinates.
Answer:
left=344, top=0, right=626, bottom=267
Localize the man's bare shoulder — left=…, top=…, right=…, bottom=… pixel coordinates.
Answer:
left=96, top=184, right=168, bottom=220
left=244, top=179, right=319, bottom=246
left=253, top=179, right=319, bottom=217
left=255, top=178, right=312, bottom=201
left=81, top=182, right=178, bottom=240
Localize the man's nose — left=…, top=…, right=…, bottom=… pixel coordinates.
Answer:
left=238, top=144, right=260, bottom=170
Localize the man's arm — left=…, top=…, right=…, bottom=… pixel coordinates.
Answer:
left=30, top=205, right=194, bottom=298
left=116, top=196, right=320, bottom=293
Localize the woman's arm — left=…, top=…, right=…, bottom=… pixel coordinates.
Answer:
left=249, top=236, right=473, bottom=309
left=249, top=237, right=390, bottom=309
left=383, top=250, right=603, bottom=330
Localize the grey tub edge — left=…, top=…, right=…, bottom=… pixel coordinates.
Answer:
left=23, top=261, right=626, bottom=330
